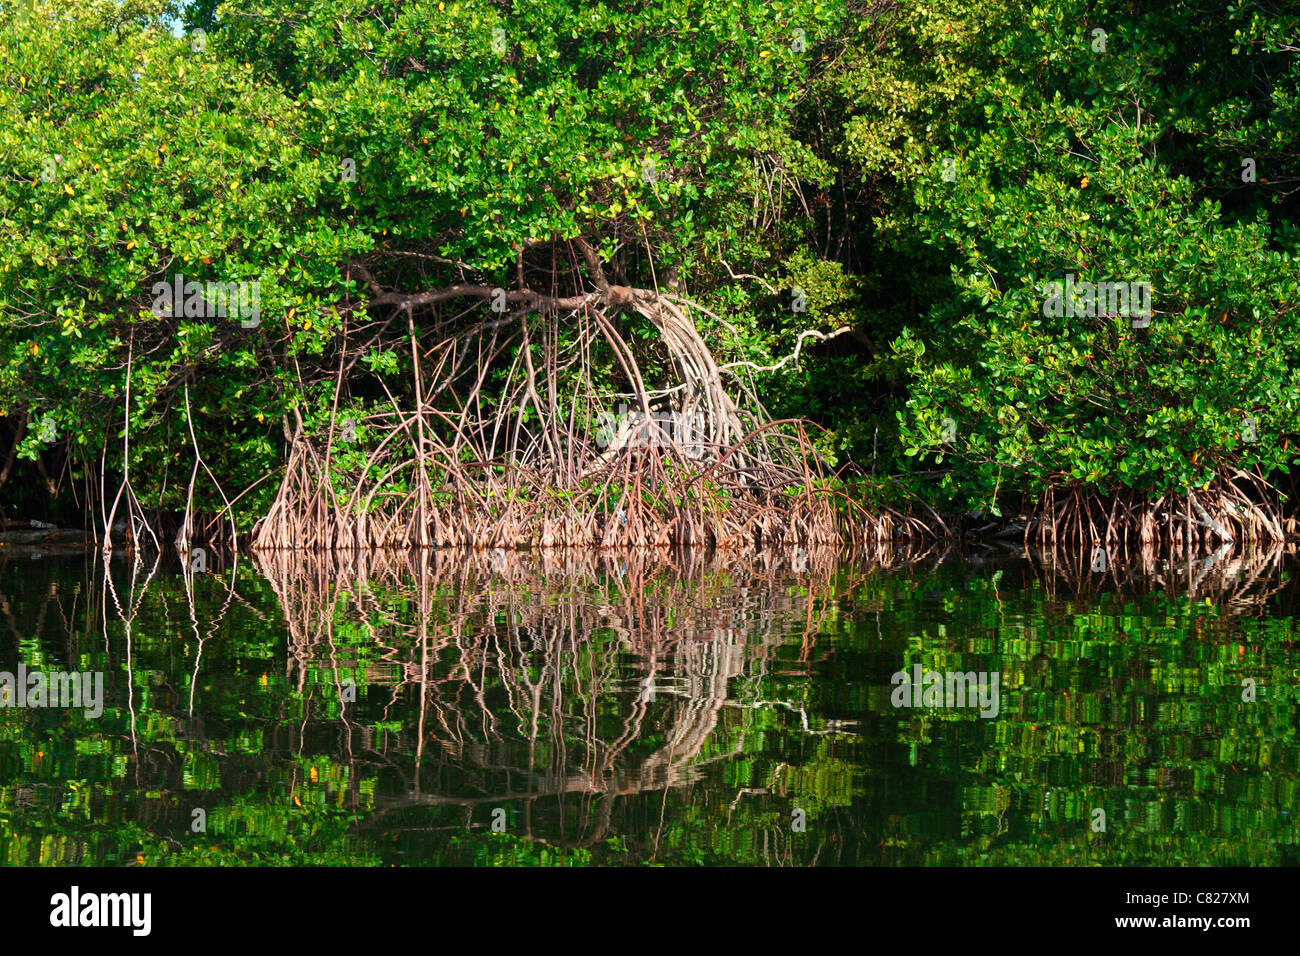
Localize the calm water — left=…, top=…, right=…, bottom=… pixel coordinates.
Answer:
left=1, top=546, right=1296, bottom=866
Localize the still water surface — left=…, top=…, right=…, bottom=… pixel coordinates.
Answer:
left=1, top=548, right=1296, bottom=865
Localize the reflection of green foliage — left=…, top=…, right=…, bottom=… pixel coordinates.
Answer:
left=776, top=750, right=859, bottom=819
left=0, top=556, right=1297, bottom=866
left=441, top=833, right=593, bottom=868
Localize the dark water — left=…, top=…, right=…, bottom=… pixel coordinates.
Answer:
left=1, top=547, right=1296, bottom=866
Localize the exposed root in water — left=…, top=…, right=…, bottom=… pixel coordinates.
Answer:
left=1022, top=474, right=1291, bottom=553
left=251, top=254, right=929, bottom=551
left=252, top=417, right=935, bottom=551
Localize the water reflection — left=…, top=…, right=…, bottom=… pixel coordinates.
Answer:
left=0, top=544, right=1296, bottom=866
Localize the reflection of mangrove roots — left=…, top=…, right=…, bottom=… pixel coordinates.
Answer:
left=252, top=547, right=853, bottom=824
left=1026, top=539, right=1288, bottom=611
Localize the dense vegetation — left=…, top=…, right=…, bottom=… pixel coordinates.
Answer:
left=2, top=0, right=1298, bottom=548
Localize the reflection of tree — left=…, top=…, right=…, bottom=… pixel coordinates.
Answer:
left=888, top=546, right=1300, bottom=867
left=1023, top=542, right=1291, bottom=613
left=251, top=547, right=868, bottom=850
left=2, top=542, right=1295, bottom=866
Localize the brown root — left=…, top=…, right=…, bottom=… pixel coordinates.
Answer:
left=252, top=274, right=917, bottom=552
